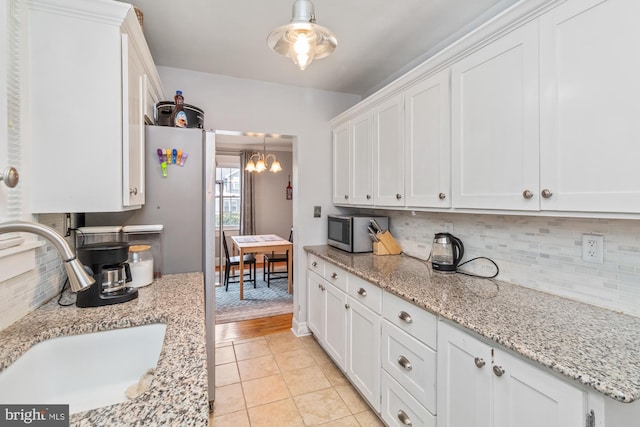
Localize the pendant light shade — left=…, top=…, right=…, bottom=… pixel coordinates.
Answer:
left=267, top=0, right=337, bottom=71
left=245, top=137, right=283, bottom=174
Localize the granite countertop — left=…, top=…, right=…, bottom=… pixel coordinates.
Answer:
left=305, top=245, right=640, bottom=404
left=0, top=272, right=209, bottom=426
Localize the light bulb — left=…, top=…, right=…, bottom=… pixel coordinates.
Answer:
left=290, top=31, right=315, bottom=70
left=245, top=161, right=255, bottom=172
left=270, top=160, right=282, bottom=173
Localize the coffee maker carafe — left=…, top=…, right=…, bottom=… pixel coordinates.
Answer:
left=76, top=242, right=138, bottom=308
left=431, top=233, right=464, bottom=272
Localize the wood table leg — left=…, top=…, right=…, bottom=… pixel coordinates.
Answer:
left=287, top=244, right=293, bottom=294
left=239, top=249, right=244, bottom=300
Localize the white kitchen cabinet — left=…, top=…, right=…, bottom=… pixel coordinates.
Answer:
left=451, top=20, right=540, bottom=211
left=332, top=122, right=351, bottom=204
left=332, top=112, right=373, bottom=206
left=350, top=112, right=374, bottom=205
left=438, top=321, right=591, bottom=427
left=346, top=276, right=382, bottom=411
left=404, top=69, right=451, bottom=208
left=539, top=0, right=640, bottom=213
left=306, top=270, right=347, bottom=370
left=373, top=95, right=405, bottom=207
left=27, top=0, right=164, bottom=213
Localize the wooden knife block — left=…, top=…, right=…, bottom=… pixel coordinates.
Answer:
left=373, top=231, right=402, bottom=255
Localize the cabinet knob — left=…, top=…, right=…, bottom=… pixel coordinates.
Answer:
left=357, top=287, right=367, bottom=296
left=366, top=194, right=371, bottom=200
left=345, top=303, right=350, bottom=309
left=474, top=357, right=486, bottom=368
left=397, top=355, right=413, bottom=371
left=130, top=187, right=138, bottom=195
left=398, top=311, right=413, bottom=323
left=541, top=189, right=553, bottom=198
left=312, top=261, right=318, bottom=267
left=397, top=409, right=413, bottom=426
left=493, top=365, right=505, bottom=377
left=331, top=272, right=338, bottom=279
left=439, top=192, right=446, bottom=200
left=344, top=194, right=349, bottom=200
left=396, top=193, right=402, bottom=200
left=0, top=166, right=19, bottom=188
left=522, top=190, right=533, bottom=199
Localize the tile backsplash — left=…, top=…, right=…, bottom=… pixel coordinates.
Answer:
left=0, top=214, right=68, bottom=331
left=380, top=210, right=640, bottom=317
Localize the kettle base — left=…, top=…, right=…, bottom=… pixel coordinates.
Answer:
left=432, top=263, right=457, bottom=273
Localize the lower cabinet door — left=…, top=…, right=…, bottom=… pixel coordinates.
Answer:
left=347, top=297, right=381, bottom=411
left=307, top=271, right=325, bottom=338
left=381, top=370, right=436, bottom=427
left=324, top=281, right=347, bottom=370
left=493, top=349, right=586, bottom=427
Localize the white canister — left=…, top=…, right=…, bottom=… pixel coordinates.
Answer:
left=128, top=245, right=154, bottom=288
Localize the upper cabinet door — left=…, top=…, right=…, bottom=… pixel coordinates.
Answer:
left=122, top=33, right=145, bottom=207
left=404, top=70, right=451, bottom=208
left=350, top=112, right=374, bottom=205
left=332, top=121, right=351, bottom=204
left=540, top=0, right=640, bottom=213
left=374, top=95, right=405, bottom=207
left=451, top=21, right=540, bottom=211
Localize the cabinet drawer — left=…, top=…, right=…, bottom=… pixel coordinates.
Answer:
left=347, top=274, right=382, bottom=314
left=324, top=263, right=348, bottom=292
left=307, top=254, right=325, bottom=277
left=381, top=320, right=437, bottom=414
left=383, top=291, right=437, bottom=348
left=381, top=370, right=436, bottom=427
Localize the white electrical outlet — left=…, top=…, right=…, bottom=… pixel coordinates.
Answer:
left=582, top=234, right=604, bottom=264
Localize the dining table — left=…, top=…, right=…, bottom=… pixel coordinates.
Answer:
left=230, top=234, right=293, bottom=300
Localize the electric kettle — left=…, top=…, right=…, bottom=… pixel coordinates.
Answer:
left=431, top=233, right=464, bottom=272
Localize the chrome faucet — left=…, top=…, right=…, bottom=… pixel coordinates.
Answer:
left=0, top=221, right=94, bottom=292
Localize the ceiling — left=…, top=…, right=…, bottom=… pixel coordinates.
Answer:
left=128, top=0, right=521, bottom=97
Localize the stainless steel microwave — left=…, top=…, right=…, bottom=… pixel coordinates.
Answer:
left=327, top=214, right=389, bottom=253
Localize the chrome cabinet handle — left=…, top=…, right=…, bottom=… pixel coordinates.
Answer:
left=396, top=193, right=402, bottom=200
left=397, top=410, right=412, bottom=425
left=522, top=190, right=533, bottom=199
left=474, top=357, right=486, bottom=368
left=344, top=194, right=349, bottom=200
left=318, top=284, right=325, bottom=291
left=0, top=166, right=19, bottom=188
left=130, top=187, right=138, bottom=195
left=541, top=189, right=553, bottom=198
left=439, top=192, right=446, bottom=200
left=311, top=261, right=318, bottom=267
left=398, top=311, right=413, bottom=323
left=345, top=303, right=350, bottom=309
left=366, top=194, right=371, bottom=199
left=357, top=287, right=367, bottom=296
left=493, top=365, right=505, bottom=377
left=397, top=355, right=413, bottom=371
left=331, top=272, right=338, bottom=279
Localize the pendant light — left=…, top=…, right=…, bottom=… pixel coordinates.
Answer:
left=267, top=0, right=337, bottom=71
left=245, top=138, right=282, bottom=173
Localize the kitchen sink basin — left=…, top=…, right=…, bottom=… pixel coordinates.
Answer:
left=0, top=323, right=166, bottom=415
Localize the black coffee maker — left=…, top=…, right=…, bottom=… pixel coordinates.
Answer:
left=76, top=242, right=138, bottom=308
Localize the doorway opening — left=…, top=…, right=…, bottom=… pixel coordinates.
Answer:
left=213, top=130, right=295, bottom=324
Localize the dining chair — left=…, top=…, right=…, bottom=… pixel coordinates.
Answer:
left=222, top=231, right=257, bottom=291
left=263, top=227, right=293, bottom=286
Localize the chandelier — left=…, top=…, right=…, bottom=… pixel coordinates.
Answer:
left=245, top=138, right=282, bottom=173
left=267, top=0, right=337, bottom=71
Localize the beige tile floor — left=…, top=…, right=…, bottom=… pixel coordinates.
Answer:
left=210, top=331, right=385, bottom=426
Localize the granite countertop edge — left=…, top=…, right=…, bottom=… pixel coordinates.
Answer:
left=0, top=272, right=209, bottom=426
left=304, top=245, right=640, bottom=404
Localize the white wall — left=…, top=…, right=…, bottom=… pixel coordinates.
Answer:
left=253, top=150, right=293, bottom=239
left=159, top=66, right=360, bottom=331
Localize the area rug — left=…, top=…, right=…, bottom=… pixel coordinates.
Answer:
left=215, top=269, right=293, bottom=324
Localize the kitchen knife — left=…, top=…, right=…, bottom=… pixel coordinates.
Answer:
left=367, top=225, right=377, bottom=236
left=368, top=232, right=379, bottom=242
left=370, top=219, right=385, bottom=233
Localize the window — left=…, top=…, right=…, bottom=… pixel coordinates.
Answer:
left=215, top=166, right=241, bottom=228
